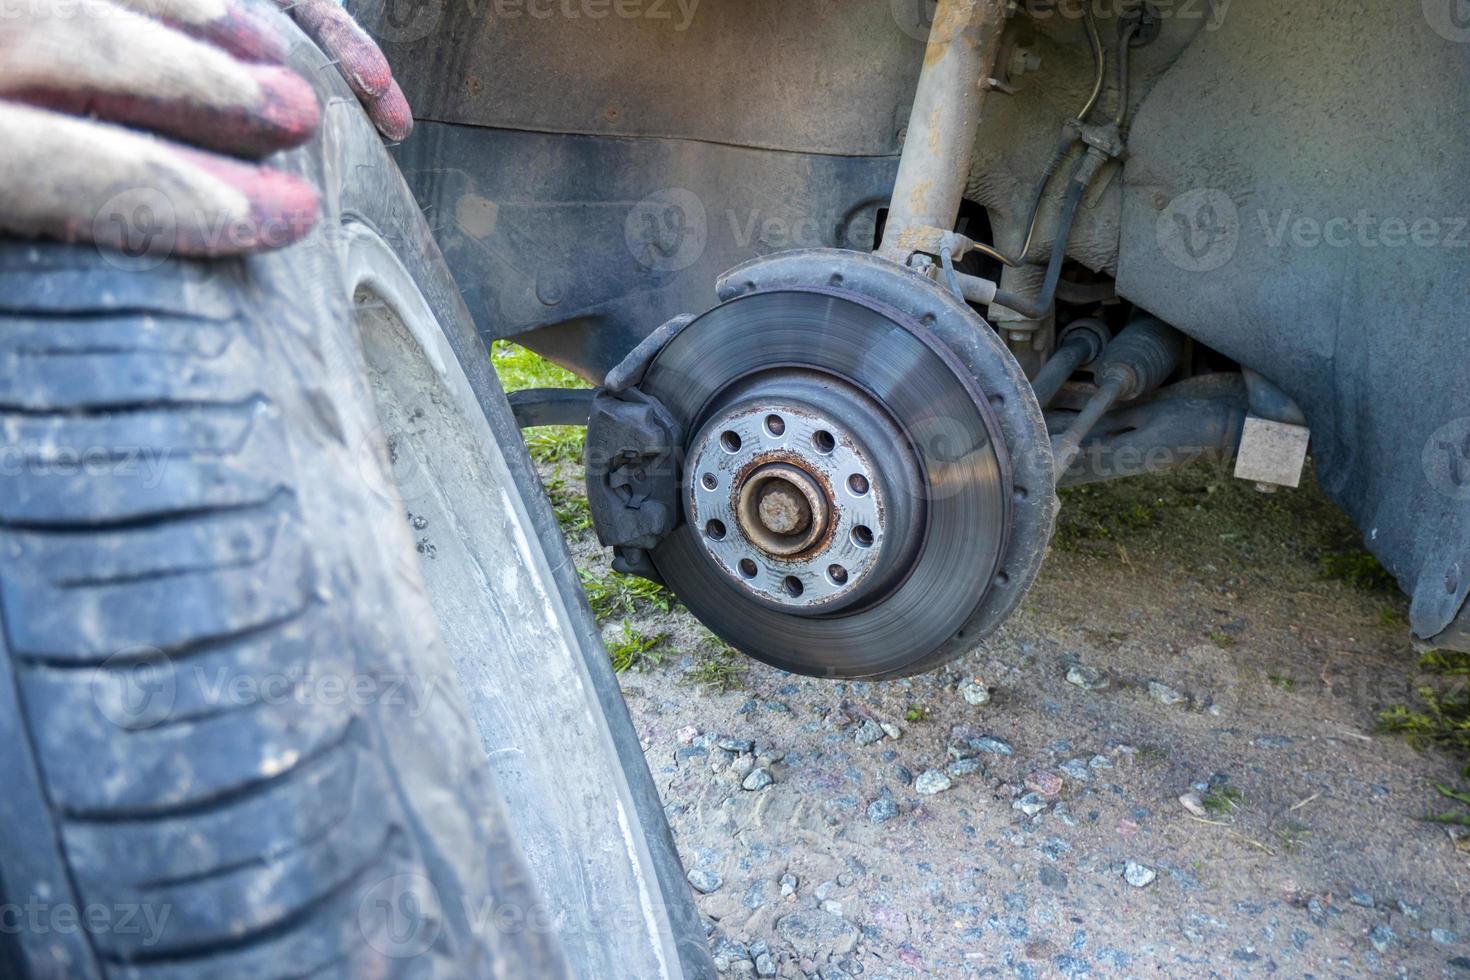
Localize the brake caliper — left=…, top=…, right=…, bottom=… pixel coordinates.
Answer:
left=584, top=316, right=693, bottom=580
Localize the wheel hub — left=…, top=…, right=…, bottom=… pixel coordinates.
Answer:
left=684, top=377, right=915, bottom=611
left=739, top=463, right=825, bottom=553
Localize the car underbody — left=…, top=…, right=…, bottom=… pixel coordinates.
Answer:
left=368, top=0, right=1470, bottom=675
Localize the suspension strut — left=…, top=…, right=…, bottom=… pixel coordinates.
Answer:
left=877, top=0, right=1010, bottom=266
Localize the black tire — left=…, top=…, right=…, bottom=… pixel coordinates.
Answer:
left=0, top=17, right=710, bottom=980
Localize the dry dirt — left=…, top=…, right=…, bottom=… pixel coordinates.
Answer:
left=545, top=454, right=1470, bottom=978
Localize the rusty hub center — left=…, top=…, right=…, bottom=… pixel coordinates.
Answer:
left=737, top=462, right=829, bottom=557
left=758, top=484, right=808, bottom=535
left=683, top=391, right=890, bottom=611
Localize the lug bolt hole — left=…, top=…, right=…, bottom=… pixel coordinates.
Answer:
left=851, top=525, right=874, bottom=548
left=781, top=575, right=804, bottom=598
left=720, top=431, right=742, bottom=453
left=847, top=474, right=870, bottom=496
left=701, top=473, right=718, bottom=490
left=738, top=558, right=758, bottom=579
left=765, top=414, right=786, bottom=437
left=812, top=430, right=836, bottom=455
left=828, top=564, right=848, bottom=586
left=705, top=519, right=727, bottom=540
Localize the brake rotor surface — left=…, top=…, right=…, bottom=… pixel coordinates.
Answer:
left=641, top=288, right=1012, bottom=677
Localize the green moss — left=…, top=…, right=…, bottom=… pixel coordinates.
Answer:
left=1275, top=819, right=1311, bottom=851
left=1378, top=650, right=1470, bottom=775
left=1136, top=743, right=1170, bottom=765
left=1379, top=650, right=1470, bottom=825
left=1421, top=785, right=1470, bottom=827
left=1049, top=461, right=1373, bottom=587
left=1379, top=606, right=1409, bottom=627
left=1318, top=550, right=1396, bottom=592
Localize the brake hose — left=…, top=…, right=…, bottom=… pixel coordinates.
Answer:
left=967, top=6, right=1107, bottom=269
left=987, top=16, right=1136, bottom=317
left=990, top=164, right=1090, bottom=319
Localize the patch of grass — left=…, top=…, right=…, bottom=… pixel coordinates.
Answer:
left=1318, top=549, right=1396, bottom=592
left=579, top=569, right=675, bottom=622
left=1201, top=784, right=1246, bottom=817
left=1420, top=785, right=1470, bottom=828
left=491, top=341, right=590, bottom=393
left=904, top=705, right=930, bottom=723
left=607, top=621, right=668, bottom=673
left=1267, top=673, right=1295, bottom=691
left=1136, top=743, right=1170, bottom=765
left=1275, top=819, right=1312, bottom=851
left=1048, top=460, right=1365, bottom=584
left=542, top=477, right=592, bottom=535
left=1120, top=501, right=1156, bottom=529
left=1209, top=631, right=1236, bottom=649
left=1379, top=606, right=1409, bottom=627
left=1378, top=649, right=1470, bottom=776
left=684, top=639, right=748, bottom=693
left=523, top=426, right=586, bottom=465
left=490, top=342, right=591, bottom=464
left=1382, top=652, right=1470, bottom=826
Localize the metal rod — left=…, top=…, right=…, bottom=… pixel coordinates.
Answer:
left=1050, top=316, right=1186, bottom=478
left=1051, top=387, right=1248, bottom=487
left=877, top=0, right=1009, bottom=263
left=1052, top=373, right=1128, bottom=477
left=991, top=162, right=1090, bottom=319
left=508, top=387, right=595, bottom=428
left=1031, top=319, right=1108, bottom=408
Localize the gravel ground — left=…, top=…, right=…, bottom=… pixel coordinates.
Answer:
left=535, top=445, right=1470, bottom=978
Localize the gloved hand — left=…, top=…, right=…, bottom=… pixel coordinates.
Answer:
left=0, top=0, right=411, bottom=257
left=277, top=0, right=412, bottom=141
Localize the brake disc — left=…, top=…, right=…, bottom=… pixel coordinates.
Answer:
left=635, top=249, right=1053, bottom=678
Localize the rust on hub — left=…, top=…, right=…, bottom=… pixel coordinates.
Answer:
left=734, top=460, right=831, bottom=558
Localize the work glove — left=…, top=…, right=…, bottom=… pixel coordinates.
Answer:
left=0, top=0, right=411, bottom=257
